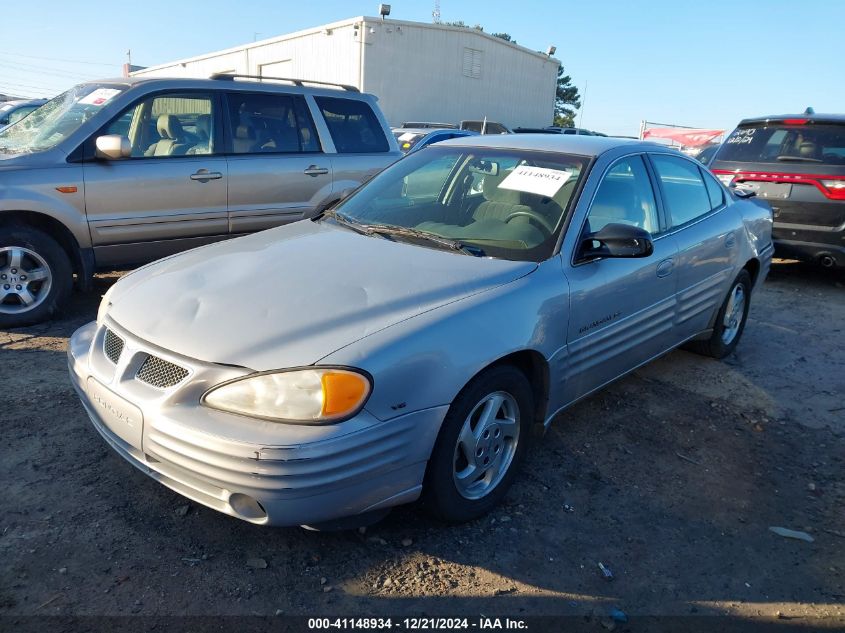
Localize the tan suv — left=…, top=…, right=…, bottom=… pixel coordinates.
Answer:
left=0, top=75, right=400, bottom=327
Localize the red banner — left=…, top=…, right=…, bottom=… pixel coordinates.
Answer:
left=642, top=128, right=724, bottom=147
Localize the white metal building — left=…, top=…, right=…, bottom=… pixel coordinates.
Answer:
left=130, top=16, right=559, bottom=128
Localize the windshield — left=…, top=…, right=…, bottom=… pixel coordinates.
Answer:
left=717, top=123, right=845, bottom=166
left=0, top=83, right=127, bottom=154
left=328, top=146, right=588, bottom=262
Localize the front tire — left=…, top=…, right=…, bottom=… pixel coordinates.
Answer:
left=688, top=269, right=752, bottom=359
left=0, top=225, right=72, bottom=328
left=423, top=365, right=533, bottom=523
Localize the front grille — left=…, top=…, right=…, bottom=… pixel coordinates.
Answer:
left=136, top=355, right=189, bottom=389
left=103, top=329, right=124, bottom=364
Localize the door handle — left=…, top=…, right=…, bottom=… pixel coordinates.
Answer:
left=190, top=170, right=222, bottom=182
left=725, top=234, right=737, bottom=249
left=304, top=165, right=329, bottom=177
left=656, top=258, right=675, bottom=278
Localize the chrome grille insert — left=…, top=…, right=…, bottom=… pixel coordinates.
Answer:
left=103, top=328, right=124, bottom=364
left=136, top=355, right=189, bottom=389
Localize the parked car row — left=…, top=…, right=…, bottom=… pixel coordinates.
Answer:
left=513, top=126, right=607, bottom=136
left=400, top=120, right=512, bottom=134
left=392, top=127, right=478, bottom=153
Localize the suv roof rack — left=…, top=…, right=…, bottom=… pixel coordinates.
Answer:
left=209, top=73, right=359, bottom=92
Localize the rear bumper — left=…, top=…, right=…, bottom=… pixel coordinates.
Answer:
left=772, top=222, right=845, bottom=266
left=68, top=320, right=447, bottom=526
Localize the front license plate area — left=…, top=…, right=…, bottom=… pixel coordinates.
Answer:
left=86, top=377, right=144, bottom=450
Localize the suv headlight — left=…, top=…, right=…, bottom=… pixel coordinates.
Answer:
left=201, top=368, right=372, bottom=424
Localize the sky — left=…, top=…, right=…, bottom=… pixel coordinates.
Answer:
left=1, top=0, right=842, bottom=137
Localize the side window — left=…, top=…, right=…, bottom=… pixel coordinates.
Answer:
left=314, top=96, right=389, bottom=154
left=106, top=93, right=214, bottom=158
left=226, top=92, right=319, bottom=154
left=586, top=155, right=659, bottom=234
left=651, top=154, right=712, bottom=228
left=701, top=169, right=725, bottom=209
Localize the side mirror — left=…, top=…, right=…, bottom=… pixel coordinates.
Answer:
left=95, top=135, right=131, bottom=160
left=579, top=223, right=654, bottom=260
left=0, top=117, right=9, bottom=126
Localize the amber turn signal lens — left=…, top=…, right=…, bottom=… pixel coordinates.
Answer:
left=321, top=371, right=370, bottom=417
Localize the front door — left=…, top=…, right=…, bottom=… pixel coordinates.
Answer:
left=649, top=153, right=741, bottom=339
left=83, top=91, right=228, bottom=266
left=564, top=154, right=679, bottom=402
left=224, top=91, right=332, bottom=234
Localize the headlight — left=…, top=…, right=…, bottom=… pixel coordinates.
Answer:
left=201, top=368, right=372, bottom=424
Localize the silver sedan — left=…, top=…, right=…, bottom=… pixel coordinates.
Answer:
left=68, top=135, right=773, bottom=528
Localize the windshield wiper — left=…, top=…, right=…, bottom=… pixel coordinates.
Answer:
left=319, top=209, right=376, bottom=236
left=364, top=224, right=485, bottom=256
left=318, top=211, right=485, bottom=256
left=776, top=155, right=823, bottom=163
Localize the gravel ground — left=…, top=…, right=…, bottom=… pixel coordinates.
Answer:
left=1, top=260, right=843, bottom=628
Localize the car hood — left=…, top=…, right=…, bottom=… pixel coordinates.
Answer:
left=107, top=220, right=537, bottom=370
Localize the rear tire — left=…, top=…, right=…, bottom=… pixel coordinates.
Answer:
left=0, top=225, right=72, bottom=328
left=423, top=365, right=533, bottom=523
left=687, top=269, right=752, bottom=359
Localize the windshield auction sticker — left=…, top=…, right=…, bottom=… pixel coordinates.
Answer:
left=78, top=88, right=122, bottom=107
left=498, top=166, right=572, bottom=198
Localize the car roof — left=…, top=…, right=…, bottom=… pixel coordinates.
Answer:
left=85, top=76, right=376, bottom=101
left=434, top=133, right=657, bottom=157
left=739, top=113, right=845, bottom=126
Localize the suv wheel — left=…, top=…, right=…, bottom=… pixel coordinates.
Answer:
left=423, top=365, right=532, bottom=523
left=0, top=225, right=72, bottom=328
left=688, top=270, right=752, bottom=359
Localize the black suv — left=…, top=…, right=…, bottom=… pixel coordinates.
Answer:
left=710, top=113, right=845, bottom=268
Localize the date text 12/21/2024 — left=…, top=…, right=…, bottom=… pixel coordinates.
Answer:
left=307, top=618, right=528, bottom=630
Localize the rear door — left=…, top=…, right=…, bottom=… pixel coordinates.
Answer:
left=83, top=91, right=228, bottom=266
left=649, top=153, right=741, bottom=340
left=225, top=91, right=332, bottom=233
left=564, top=154, right=679, bottom=402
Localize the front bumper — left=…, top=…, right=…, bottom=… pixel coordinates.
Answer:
left=67, top=320, right=447, bottom=526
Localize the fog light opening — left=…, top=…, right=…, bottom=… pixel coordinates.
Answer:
left=229, top=493, right=268, bottom=520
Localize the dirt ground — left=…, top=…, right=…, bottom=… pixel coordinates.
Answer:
left=1, top=260, right=843, bottom=628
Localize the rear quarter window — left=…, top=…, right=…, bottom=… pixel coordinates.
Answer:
left=314, top=97, right=388, bottom=154
left=718, top=123, right=845, bottom=166
left=651, top=154, right=712, bottom=228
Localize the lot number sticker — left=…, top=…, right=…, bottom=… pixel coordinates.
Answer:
left=78, top=88, right=122, bottom=107
left=499, top=166, right=572, bottom=198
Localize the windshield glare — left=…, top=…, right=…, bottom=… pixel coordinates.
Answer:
left=0, top=83, right=127, bottom=154
left=333, top=147, right=587, bottom=261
